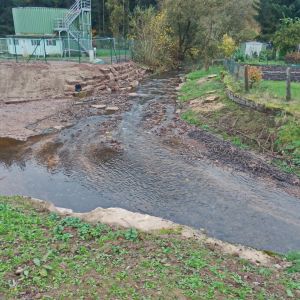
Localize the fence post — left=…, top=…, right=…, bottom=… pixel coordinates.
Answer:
left=244, top=65, right=249, bottom=92
left=286, top=67, right=291, bottom=101
left=235, top=63, right=240, bottom=81
left=43, top=37, right=47, bottom=63
left=124, top=40, right=127, bottom=61
left=78, top=37, right=81, bottom=63
left=110, top=38, right=113, bottom=65
left=13, top=37, right=18, bottom=63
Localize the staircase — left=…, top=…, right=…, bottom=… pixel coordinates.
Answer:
left=54, top=0, right=92, bottom=54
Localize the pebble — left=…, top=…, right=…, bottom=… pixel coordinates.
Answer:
left=15, top=267, right=24, bottom=275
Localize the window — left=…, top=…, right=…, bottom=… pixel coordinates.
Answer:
left=46, top=39, right=56, bottom=46
left=31, top=39, right=41, bottom=46
left=12, top=39, right=19, bottom=46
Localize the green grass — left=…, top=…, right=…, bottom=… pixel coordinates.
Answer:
left=243, top=59, right=287, bottom=66
left=96, top=48, right=129, bottom=58
left=185, top=66, right=223, bottom=81
left=244, top=80, right=300, bottom=117
left=179, top=66, right=224, bottom=102
left=1, top=196, right=300, bottom=299
left=179, top=67, right=300, bottom=177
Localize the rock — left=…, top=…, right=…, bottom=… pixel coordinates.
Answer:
left=205, top=90, right=217, bottom=95
left=53, top=125, right=64, bottom=131
left=105, top=106, right=120, bottom=113
left=175, top=83, right=185, bottom=91
left=130, top=80, right=139, bottom=89
left=204, top=95, right=219, bottom=102
left=91, top=104, right=106, bottom=109
left=128, top=92, right=138, bottom=97
left=207, top=74, right=217, bottom=79
left=176, top=109, right=181, bottom=114
left=190, top=99, right=201, bottom=105
left=15, top=267, right=24, bottom=275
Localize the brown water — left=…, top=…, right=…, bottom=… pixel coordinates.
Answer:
left=0, top=75, right=300, bottom=253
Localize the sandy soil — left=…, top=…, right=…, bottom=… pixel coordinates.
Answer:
left=0, top=61, right=144, bottom=140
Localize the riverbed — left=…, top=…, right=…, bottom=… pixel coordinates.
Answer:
left=1, top=74, right=300, bottom=253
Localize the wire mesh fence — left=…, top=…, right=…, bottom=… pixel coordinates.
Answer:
left=0, top=36, right=133, bottom=64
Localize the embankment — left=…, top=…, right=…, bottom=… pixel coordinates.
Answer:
left=0, top=61, right=145, bottom=103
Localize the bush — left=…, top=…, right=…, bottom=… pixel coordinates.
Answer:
left=285, top=52, right=300, bottom=64
left=259, top=49, right=275, bottom=61
left=248, top=66, right=262, bottom=88
left=233, top=49, right=245, bottom=62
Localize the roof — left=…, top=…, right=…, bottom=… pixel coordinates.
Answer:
left=12, top=7, right=67, bottom=35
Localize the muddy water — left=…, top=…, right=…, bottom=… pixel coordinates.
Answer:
left=1, top=75, right=300, bottom=253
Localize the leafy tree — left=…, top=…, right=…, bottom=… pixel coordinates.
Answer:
left=254, top=0, right=300, bottom=40
left=219, top=34, right=237, bottom=58
left=273, top=18, right=300, bottom=53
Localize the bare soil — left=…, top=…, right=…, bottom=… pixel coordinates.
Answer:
left=0, top=61, right=145, bottom=140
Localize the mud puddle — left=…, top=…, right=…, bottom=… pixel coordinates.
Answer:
left=0, top=74, right=300, bottom=253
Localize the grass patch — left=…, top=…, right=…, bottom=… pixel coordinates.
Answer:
left=243, top=59, right=287, bottom=66
left=179, top=68, right=300, bottom=176
left=1, top=196, right=300, bottom=299
left=179, top=66, right=224, bottom=102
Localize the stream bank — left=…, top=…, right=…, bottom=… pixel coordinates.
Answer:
left=0, top=72, right=300, bottom=253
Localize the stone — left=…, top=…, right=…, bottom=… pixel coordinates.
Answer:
left=204, top=95, right=219, bottom=102
left=205, top=90, right=217, bottom=95
left=128, top=92, right=138, bottom=97
left=207, top=74, right=217, bottom=79
left=190, top=99, right=202, bottom=105
left=91, top=104, right=106, bottom=109
left=130, top=80, right=139, bottom=89
left=106, top=106, right=120, bottom=113
left=176, top=109, right=181, bottom=114
left=15, top=267, right=24, bottom=275
left=53, top=125, right=64, bottom=131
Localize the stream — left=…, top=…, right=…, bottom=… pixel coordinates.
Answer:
left=0, top=75, right=300, bottom=253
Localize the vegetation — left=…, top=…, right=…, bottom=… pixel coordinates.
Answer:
left=130, top=0, right=256, bottom=70
left=285, top=52, right=300, bottom=65
left=0, top=0, right=157, bottom=37
left=273, top=18, right=300, bottom=54
left=179, top=67, right=300, bottom=177
left=1, top=196, right=300, bottom=299
left=254, top=0, right=300, bottom=41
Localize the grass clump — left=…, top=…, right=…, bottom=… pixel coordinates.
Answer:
left=1, top=196, right=300, bottom=299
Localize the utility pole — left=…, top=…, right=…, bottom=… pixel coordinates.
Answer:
left=102, top=0, right=105, bottom=35
left=123, top=0, right=125, bottom=39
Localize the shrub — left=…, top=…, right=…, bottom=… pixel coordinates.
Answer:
left=248, top=66, right=262, bottom=88
left=259, top=49, right=275, bottom=62
left=285, top=52, right=300, bottom=64
left=233, top=49, right=245, bottom=62
left=219, top=34, right=237, bottom=58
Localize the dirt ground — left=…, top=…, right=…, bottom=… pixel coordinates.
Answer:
left=0, top=61, right=144, bottom=140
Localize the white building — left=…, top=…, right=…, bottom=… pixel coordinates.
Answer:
left=241, top=41, right=267, bottom=57
left=6, top=36, right=64, bottom=57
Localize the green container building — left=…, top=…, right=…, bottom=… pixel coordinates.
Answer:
left=13, top=7, right=68, bottom=36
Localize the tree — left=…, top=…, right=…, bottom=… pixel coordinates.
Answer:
left=273, top=18, right=300, bottom=53
left=219, top=34, right=237, bottom=58
left=254, top=0, right=300, bottom=40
